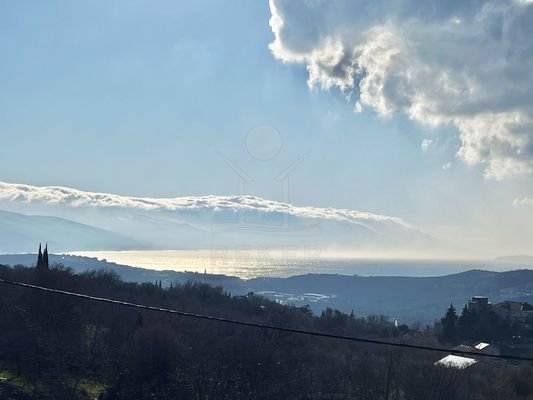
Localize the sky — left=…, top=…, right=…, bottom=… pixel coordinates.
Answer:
left=1, top=0, right=533, bottom=257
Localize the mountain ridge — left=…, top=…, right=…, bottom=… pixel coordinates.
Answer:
left=0, top=210, right=140, bottom=253
left=0, top=181, right=432, bottom=252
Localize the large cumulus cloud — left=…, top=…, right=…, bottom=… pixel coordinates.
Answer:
left=269, top=0, right=533, bottom=179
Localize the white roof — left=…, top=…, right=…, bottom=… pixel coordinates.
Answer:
left=435, top=355, right=478, bottom=369
left=474, top=342, right=490, bottom=350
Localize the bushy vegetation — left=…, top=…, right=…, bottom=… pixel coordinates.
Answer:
left=1, top=264, right=532, bottom=399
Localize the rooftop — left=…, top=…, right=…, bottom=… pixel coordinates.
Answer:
left=435, top=355, right=478, bottom=369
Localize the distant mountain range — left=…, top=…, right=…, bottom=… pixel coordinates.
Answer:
left=1, top=253, right=532, bottom=324
left=0, top=181, right=431, bottom=253
left=0, top=210, right=140, bottom=253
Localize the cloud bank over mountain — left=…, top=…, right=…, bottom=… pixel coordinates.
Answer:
left=268, top=0, right=533, bottom=179
left=0, top=181, right=407, bottom=225
left=0, top=181, right=430, bottom=253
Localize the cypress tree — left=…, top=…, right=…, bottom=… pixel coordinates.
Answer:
left=43, top=244, right=49, bottom=270
left=36, top=243, right=43, bottom=268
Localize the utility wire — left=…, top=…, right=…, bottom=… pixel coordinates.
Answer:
left=1, top=277, right=532, bottom=363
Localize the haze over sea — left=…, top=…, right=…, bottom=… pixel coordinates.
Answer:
left=68, top=250, right=511, bottom=279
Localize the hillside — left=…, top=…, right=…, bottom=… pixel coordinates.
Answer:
left=1, top=264, right=532, bottom=400
left=2, top=254, right=533, bottom=324
left=247, top=270, right=533, bottom=323
left=0, top=264, right=400, bottom=399
left=0, top=210, right=140, bottom=253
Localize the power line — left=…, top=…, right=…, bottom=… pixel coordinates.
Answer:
left=1, top=277, right=532, bottom=363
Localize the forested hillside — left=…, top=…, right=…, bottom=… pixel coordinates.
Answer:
left=1, top=264, right=532, bottom=400
left=4, top=253, right=533, bottom=325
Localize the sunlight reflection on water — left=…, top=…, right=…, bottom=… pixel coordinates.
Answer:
left=68, top=250, right=493, bottom=279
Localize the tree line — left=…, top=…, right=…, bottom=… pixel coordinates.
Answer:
left=438, top=303, right=527, bottom=344
left=1, top=262, right=533, bottom=399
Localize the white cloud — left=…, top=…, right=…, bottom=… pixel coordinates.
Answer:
left=0, top=181, right=408, bottom=226
left=0, top=181, right=431, bottom=251
left=513, top=197, right=533, bottom=207
left=421, top=138, right=433, bottom=152
left=268, top=0, right=533, bottom=179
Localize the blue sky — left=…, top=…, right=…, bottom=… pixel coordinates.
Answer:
left=1, top=0, right=532, bottom=255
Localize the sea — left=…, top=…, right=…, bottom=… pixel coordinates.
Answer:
left=66, top=250, right=519, bottom=279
